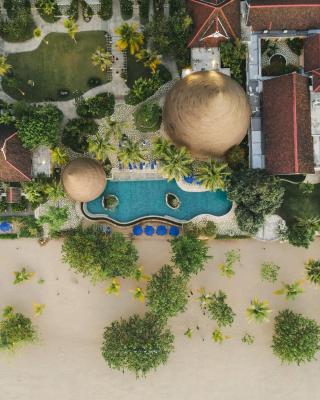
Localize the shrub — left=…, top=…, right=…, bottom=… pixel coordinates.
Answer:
left=260, top=262, right=280, bottom=283
left=36, top=0, right=60, bottom=23
left=81, top=0, right=93, bottom=22
left=220, top=39, right=247, bottom=85
left=272, top=309, right=320, bottom=365
left=286, top=38, right=304, bottom=56
left=288, top=217, right=320, bottom=249
left=16, top=216, right=42, bottom=238
left=138, top=0, right=150, bottom=24
left=13, top=267, right=35, bottom=285
left=246, top=298, right=271, bottom=323
left=11, top=197, right=28, bottom=212
left=242, top=333, right=254, bottom=345
left=101, top=313, right=174, bottom=377
left=0, top=198, right=8, bottom=212
left=274, top=281, right=304, bottom=300
left=201, top=290, right=235, bottom=327
left=22, top=177, right=49, bottom=207
left=169, top=0, right=185, bottom=15
left=120, top=0, right=133, bottom=19
left=62, top=227, right=139, bottom=283
left=299, top=182, right=314, bottom=195
left=0, top=307, right=37, bottom=352
left=218, top=249, right=240, bottom=278
left=183, top=220, right=217, bottom=238
left=227, top=169, right=284, bottom=235
left=305, top=259, right=320, bottom=286
left=76, top=93, right=115, bottom=118
left=16, top=104, right=63, bottom=150
left=134, top=102, right=162, bottom=132
left=153, top=0, right=165, bottom=16
left=0, top=8, right=35, bottom=42
left=262, top=63, right=299, bottom=77
left=62, top=118, right=98, bottom=153
left=67, top=0, right=79, bottom=20
left=225, top=145, right=248, bottom=170
left=87, top=77, right=102, bottom=88
left=38, top=206, right=68, bottom=235
left=146, top=265, right=188, bottom=320
left=99, top=0, right=113, bottom=20
left=170, top=233, right=211, bottom=277
left=125, top=72, right=164, bottom=105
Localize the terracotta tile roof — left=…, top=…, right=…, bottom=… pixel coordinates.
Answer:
left=313, top=69, right=320, bottom=92
left=247, top=0, right=320, bottom=31
left=304, top=34, right=320, bottom=73
left=0, top=125, right=32, bottom=182
left=263, top=73, right=314, bottom=174
left=187, top=0, right=240, bottom=48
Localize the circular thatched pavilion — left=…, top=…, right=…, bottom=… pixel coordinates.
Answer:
left=163, top=71, right=251, bottom=158
left=62, top=158, right=106, bottom=202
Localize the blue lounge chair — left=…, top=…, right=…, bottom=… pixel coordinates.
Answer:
left=183, top=175, right=194, bottom=184
left=129, top=163, right=133, bottom=170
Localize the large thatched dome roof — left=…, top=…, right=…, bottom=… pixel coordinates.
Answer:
left=62, top=158, right=106, bottom=202
left=163, top=71, right=251, bottom=158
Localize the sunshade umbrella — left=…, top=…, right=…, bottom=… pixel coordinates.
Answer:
left=169, top=226, right=180, bottom=236
left=0, top=221, right=12, bottom=232
left=144, top=225, right=155, bottom=236
left=132, top=225, right=143, bottom=236
left=156, top=225, right=167, bottom=236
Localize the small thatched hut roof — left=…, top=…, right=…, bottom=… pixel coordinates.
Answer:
left=62, top=158, right=106, bottom=202
left=163, top=71, right=251, bottom=158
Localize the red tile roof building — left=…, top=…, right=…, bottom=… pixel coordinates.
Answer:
left=247, top=0, right=320, bottom=32
left=304, top=34, right=320, bottom=73
left=0, top=125, right=32, bottom=182
left=313, top=69, right=320, bottom=92
left=187, top=0, right=241, bottom=47
left=263, top=73, right=314, bottom=174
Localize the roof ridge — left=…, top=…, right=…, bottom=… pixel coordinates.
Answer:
left=219, top=7, right=237, bottom=39
left=250, top=3, right=320, bottom=7
left=292, top=73, right=299, bottom=174
left=188, top=8, right=217, bottom=47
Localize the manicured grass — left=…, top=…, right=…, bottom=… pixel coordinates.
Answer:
left=3, top=31, right=111, bottom=102
left=278, top=181, right=320, bottom=226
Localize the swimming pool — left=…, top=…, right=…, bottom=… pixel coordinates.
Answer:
left=82, top=180, right=232, bottom=225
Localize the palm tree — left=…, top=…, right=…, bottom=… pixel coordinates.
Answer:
left=88, top=133, right=116, bottom=162
left=37, top=0, right=56, bottom=15
left=0, top=56, right=11, bottom=77
left=91, top=47, right=112, bottom=72
left=33, top=27, right=42, bottom=39
left=45, top=181, right=65, bottom=201
left=160, top=146, right=193, bottom=181
left=33, top=303, right=45, bottom=317
left=305, top=258, right=320, bottom=285
left=118, top=139, right=145, bottom=167
left=13, top=267, right=35, bottom=285
left=51, top=147, right=69, bottom=167
left=115, top=23, right=144, bottom=55
left=212, top=328, right=230, bottom=344
left=101, top=117, right=128, bottom=141
left=64, top=18, right=78, bottom=42
left=106, top=279, right=121, bottom=295
left=151, top=137, right=172, bottom=160
left=195, top=159, right=230, bottom=191
left=296, top=216, right=320, bottom=231
left=273, top=281, right=304, bottom=300
left=246, top=298, right=272, bottom=323
left=130, top=287, right=145, bottom=302
left=133, top=266, right=150, bottom=282
left=136, top=49, right=161, bottom=73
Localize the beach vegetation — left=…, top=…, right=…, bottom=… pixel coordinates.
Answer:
left=305, top=259, right=320, bottom=286
left=246, top=298, right=272, bottom=323
left=260, top=262, right=280, bottom=283
left=273, top=281, right=304, bottom=300
left=199, top=289, right=235, bottom=327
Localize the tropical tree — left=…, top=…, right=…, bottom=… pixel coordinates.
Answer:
left=0, top=306, right=38, bottom=352
left=118, top=138, right=145, bottom=166
left=273, top=281, right=304, bottom=300
left=101, top=313, right=174, bottom=377
left=305, top=259, right=320, bottom=286
left=38, top=206, right=69, bottom=235
left=115, top=23, right=144, bottom=55
left=170, top=233, right=211, bottom=277
left=13, top=267, right=35, bottom=285
left=159, top=145, right=193, bottom=181
left=288, top=216, right=320, bottom=248
left=272, top=309, right=320, bottom=365
left=151, top=137, right=172, bottom=159
left=136, top=49, right=161, bottom=73
left=91, top=47, right=112, bottom=71
left=0, top=56, right=11, bottom=77
left=246, top=298, right=272, bottom=323
left=64, top=18, right=78, bottom=42
left=199, top=289, right=235, bottom=328
left=88, top=133, right=115, bottom=162
left=45, top=180, right=65, bottom=201
left=22, top=180, right=48, bottom=206
left=101, top=117, right=128, bottom=141
left=51, top=146, right=69, bottom=167
left=195, top=159, right=230, bottom=191
left=146, top=265, right=188, bottom=320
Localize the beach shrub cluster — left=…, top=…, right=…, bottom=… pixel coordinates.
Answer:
left=62, top=118, right=98, bottom=153
left=0, top=1, right=35, bottom=42
left=76, top=93, right=115, bottom=119
left=134, top=102, right=162, bottom=132
left=99, top=0, right=113, bottom=20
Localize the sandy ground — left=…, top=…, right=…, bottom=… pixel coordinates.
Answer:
left=0, top=237, right=320, bottom=400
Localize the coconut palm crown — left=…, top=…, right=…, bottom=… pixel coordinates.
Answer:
left=0, top=56, right=11, bottom=77
left=91, top=47, right=112, bottom=71
left=118, top=139, right=145, bottom=166
left=195, top=159, right=230, bottom=191
left=88, top=133, right=115, bottom=162
left=160, top=145, right=193, bottom=181
left=136, top=49, right=161, bottom=73
left=246, top=298, right=272, bottom=323
left=115, top=23, right=144, bottom=55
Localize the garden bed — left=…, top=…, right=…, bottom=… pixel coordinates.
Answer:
left=2, top=31, right=111, bottom=102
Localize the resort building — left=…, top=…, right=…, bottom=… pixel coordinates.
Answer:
left=0, top=125, right=32, bottom=182
left=244, top=0, right=320, bottom=174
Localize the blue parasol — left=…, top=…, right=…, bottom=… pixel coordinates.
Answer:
left=132, top=225, right=143, bottom=236
left=183, top=175, right=194, bottom=184
left=169, top=226, right=180, bottom=236
left=156, top=225, right=167, bottom=236
left=144, top=225, right=155, bottom=236
left=0, top=221, right=12, bottom=232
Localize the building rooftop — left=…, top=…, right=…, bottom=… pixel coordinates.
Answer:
left=0, top=125, right=32, bottom=182
left=187, top=0, right=241, bottom=47
left=247, top=0, right=320, bottom=31
left=304, top=34, right=320, bottom=73
left=263, top=73, right=314, bottom=175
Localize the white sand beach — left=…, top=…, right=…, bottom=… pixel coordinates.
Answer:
left=0, top=237, right=320, bottom=400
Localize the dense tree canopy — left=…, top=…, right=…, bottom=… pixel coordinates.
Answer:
left=16, top=104, right=63, bottom=149
left=227, top=169, right=284, bottom=234
left=101, top=313, right=174, bottom=377
left=62, top=227, right=139, bottom=282
left=170, top=233, right=211, bottom=277
left=146, top=265, right=189, bottom=320
left=272, top=309, right=320, bottom=365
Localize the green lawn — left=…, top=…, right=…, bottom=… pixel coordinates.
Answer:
left=3, top=31, right=111, bottom=102
left=278, top=182, right=320, bottom=226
